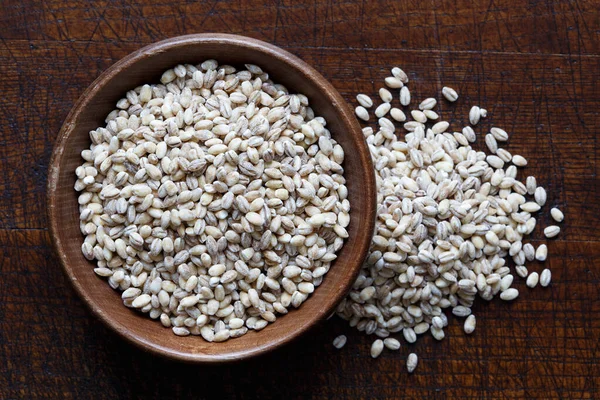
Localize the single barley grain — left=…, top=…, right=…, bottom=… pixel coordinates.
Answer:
left=375, top=102, right=391, bottom=118
left=469, top=106, right=481, bottom=125
left=419, top=98, right=437, bottom=110
left=462, top=126, right=476, bottom=142
left=431, top=326, right=445, bottom=340
left=371, top=339, right=384, bottom=358
left=403, top=327, right=417, bottom=344
left=500, top=288, right=519, bottom=301
left=487, top=155, right=504, bottom=169
left=383, top=338, right=401, bottom=350
left=432, top=121, right=449, bottom=134
left=540, top=269, right=552, bottom=287
left=516, top=265, right=529, bottom=278
left=357, top=94, right=373, bottom=108
left=496, top=148, right=512, bottom=162
left=390, top=108, right=407, bottom=122
left=355, top=106, right=370, bottom=121
left=500, top=275, right=514, bottom=291
left=521, top=202, right=541, bottom=213
left=544, top=225, right=560, bottom=238
left=526, top=272, right=539, bottom=288
left=491, top=127, right=509, bottom=141
left=424, top=110, right=438, bottom=120
left=535, top=244, right=548, bottom=261
left=464, top=315, right=476, bottom=334
left=391, top=67, right=409, bottom=83
left=485, top=134, right=498, bottom=153
left=442, top=86, right=458, bottom=102
left=452, top=306, right=472, bottom=317
left=403, top=121, right=422, bottom=131
left=512, top=155, right=528, bottom=167
left=400, top=86, right=411, bottom=106
left=385, top=77, right=404, bottom=89
left=407, top=353, right=418, bottom=373
left=379, top=88, right=393, bottom=103
left=523, top=243, right=535, bottom=261
left=411, top=110, right=427, bottom=123
left=534, top=187, right=547, bottom=206
left=526, top=176, right=537, bottom=195
left=172, top=327, right=190, bottom=337
left=551, top=208, right=564, bottom=222
left=333, top=335, right=347, bottom=349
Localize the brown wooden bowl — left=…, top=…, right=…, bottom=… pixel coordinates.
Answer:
left=47, top=33, right=376, bottom=363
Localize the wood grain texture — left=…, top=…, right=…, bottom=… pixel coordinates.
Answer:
left=1, top=0, right=599, bottom=398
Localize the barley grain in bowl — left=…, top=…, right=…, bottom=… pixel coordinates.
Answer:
left=47, top=34, right=376, bottom=362
left=76, top=60, right=351, bottom=342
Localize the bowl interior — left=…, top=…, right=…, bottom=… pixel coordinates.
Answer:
left=48, top=34, right=375, bottom=362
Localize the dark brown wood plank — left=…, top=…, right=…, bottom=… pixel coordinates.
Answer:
left=1, top=0, right=599, bottom=398
left=0, top=231, right=598, bottom=399
left=1, top=0, right=598, bottom=55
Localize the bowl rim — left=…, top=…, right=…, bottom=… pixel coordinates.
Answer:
left=47, top=33, right=376, bottom=363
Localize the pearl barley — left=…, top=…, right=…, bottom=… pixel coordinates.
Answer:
left=407, top=353, right=418, bottom=373
left=336, top=64, right=562, bottom=373
left=333, top=335, right=347, bottom=349
left=464, top=315, right=476, bottom=334
left=371, top=339, right=384, bottom=358
left=76, top=61, right=350, bottom=343
left=442, top=86, right=458, bottom=102
left=356, top=94, right=373, bottom=108
left=540, top=269, right=552, bottom=287
left=551, top=207, right=564, bottom=222
left=544, top=225, right=561, bottom=238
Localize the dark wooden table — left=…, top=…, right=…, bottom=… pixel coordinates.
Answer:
left=1, top=1, right=599, bottom=398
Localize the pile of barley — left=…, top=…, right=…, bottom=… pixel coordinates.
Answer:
left=75, top=61, right=350, bottom=342
left=334, top=67, right=563, bottom=372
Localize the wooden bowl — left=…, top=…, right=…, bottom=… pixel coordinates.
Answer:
left=47, top=34, right=376, bottom=362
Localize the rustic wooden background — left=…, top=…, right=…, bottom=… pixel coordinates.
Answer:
left=1, top=0, right=599, bottom=398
